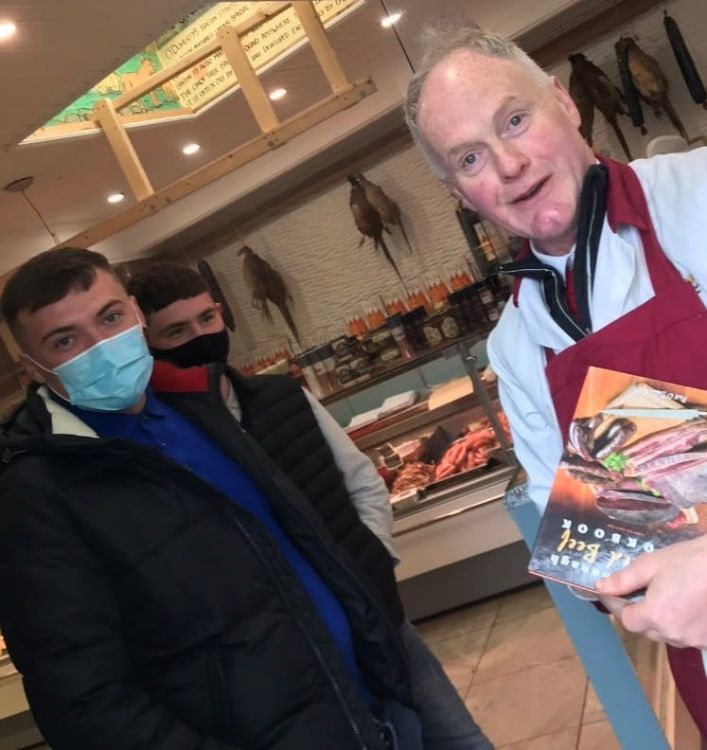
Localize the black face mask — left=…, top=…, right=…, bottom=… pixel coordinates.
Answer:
left=151, top=328, right=230, bottom=368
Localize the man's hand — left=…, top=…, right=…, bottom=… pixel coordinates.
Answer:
left=596, top=535, right=707, bottom=648
left=597, top=595, right=626, bottom=619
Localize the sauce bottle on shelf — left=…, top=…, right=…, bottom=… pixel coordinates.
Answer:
left=386, top=313, right=415, bottom=360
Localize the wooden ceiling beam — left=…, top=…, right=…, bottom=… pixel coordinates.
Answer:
left=61, top=77, right=376, bottom=249
left=93, top=99, right=154, bottom=200
left=293, top=1, right=350, bottom=94
left=111, top=1, right=292, bottom=112
left=217, top=24, right=280, bottom=133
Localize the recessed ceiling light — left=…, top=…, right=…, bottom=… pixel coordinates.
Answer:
left=107, top=192, right=125, bottom=204
left=182, top=142, right=200, bottom=155
left=380, top=12, right=402, bottom=28
left=269, top=88, right=287, bottom=101
left=0, top=20, right=16, bottom=40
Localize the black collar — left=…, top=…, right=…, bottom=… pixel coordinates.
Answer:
left=500, top=164, right=609, bottom=341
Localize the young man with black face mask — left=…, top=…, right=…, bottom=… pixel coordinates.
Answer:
left=0, top=248, right=424, bottom=750
left=128, top=262, right=494, bottom=750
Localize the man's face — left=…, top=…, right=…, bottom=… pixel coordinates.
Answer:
left=144, top=292, right=224, bottom=350
left=17, top=269, right=143, bottom=395
left=418, top=51, right=595, bottom=255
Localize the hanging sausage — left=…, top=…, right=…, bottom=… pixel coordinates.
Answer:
left=663, top=11, right=707, bottom=110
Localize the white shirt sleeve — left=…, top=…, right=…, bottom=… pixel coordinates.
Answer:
left=633, top=148, right=707, bottom=296
left=487, top=331, right=563, bottom=514
left=303, top=390, right=399, bottom=563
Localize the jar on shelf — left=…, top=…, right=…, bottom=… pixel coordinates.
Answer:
left=423, top=309, right=460, bottom=346
left=386, top=313, right=415, bottom=360
left=350, top=355, right=373, bottom=384
left=335, top=362, right=354, bottom=387
left=438, top=307, right=461, bottom=340
left=378, top=344, right=402, bottom=366
left=293, top=350, right=325, bottom=399
left=422, top=314, right=444, bottom=346
left=360, top=324, right=391, bottom=358
left=450, top=284, right=489, bottom=330
left=401, top=306, right=427, bottom=351
left=312, top=344, right=338, bottom=396
left=474, top=281, right=499, bottom=323
left=331, top=335, right=356, bottom=363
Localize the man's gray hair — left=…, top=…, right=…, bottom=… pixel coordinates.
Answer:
left=404, top=23, right=549, bottom=176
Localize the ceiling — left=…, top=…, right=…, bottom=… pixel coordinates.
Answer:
left=0, top=0, right=209, bottom=149
left=0, top=0, right=633, bottom=274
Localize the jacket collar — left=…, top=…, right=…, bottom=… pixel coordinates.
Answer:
left=150, top=359, right=211, bottom=393
left=39, top=386, right=98, bottom=438
left=149, top=359, right=271, bottom=403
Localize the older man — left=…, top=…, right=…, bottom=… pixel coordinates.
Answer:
left=405, top=24, right=707, bottom=735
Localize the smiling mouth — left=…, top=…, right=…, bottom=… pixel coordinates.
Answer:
left=510, top=176, right=550, bottom=204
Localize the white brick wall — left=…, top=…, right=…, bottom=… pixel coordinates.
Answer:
left=210, top=0, right=707, bottom=367
left=211, top=144, right=473, bottom=366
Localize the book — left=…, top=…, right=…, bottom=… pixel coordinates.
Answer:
left=528, top=366, right=707, bottom=594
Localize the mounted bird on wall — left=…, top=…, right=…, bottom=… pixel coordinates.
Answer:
left=568, top=53, right=633, bottom=160
left=350, top=171, right=414, bottom=253
left=238, top=246, right=301, bottom=345
left=616, top=36, right=688, bottom=141
left=347, top=173, right=408, bottom=292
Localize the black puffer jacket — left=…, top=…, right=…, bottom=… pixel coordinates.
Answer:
left=0, top=387, right=411, bottom=750
left=170, top=364, right=404, bottom=627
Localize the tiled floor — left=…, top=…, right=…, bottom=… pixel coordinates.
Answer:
left=416, top=583, right=635, bottom=749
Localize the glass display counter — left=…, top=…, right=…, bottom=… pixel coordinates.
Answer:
left=326, top=337, right=534, bottom=619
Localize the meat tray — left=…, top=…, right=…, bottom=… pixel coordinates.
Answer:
left=421, top=455, right=503, bottom=496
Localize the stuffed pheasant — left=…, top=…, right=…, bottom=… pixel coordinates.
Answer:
left=238, top=246, right=301, bottom=344
left=617, top=36, right=688, bottom=141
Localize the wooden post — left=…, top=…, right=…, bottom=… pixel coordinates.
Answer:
left=58, top=78, right=376, bottom=249
left=217, top=25, right=279, bottom=133
left=292, top=1, right=349, bottom=94
left=93, top=99, right=153, bottom=201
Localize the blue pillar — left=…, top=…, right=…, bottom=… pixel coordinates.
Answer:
left=505, top=483, right=669, bottom=750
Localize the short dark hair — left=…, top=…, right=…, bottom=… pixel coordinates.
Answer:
left=1, top=247, right=113, bottom=335
left=127, top=262, right=209, bottom=316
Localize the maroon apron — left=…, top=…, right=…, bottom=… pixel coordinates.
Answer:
left=516, top=156, right=707, bottom=736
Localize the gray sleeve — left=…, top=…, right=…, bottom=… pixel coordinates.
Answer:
left=303, top=390, right=399, bottom=563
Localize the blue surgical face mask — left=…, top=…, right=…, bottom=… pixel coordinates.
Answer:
left=37, top=324, right=154, bottom=412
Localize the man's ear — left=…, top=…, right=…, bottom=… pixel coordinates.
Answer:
left=129, top=295, right=147, bottom=328
left=550, top=75, right=582, bottom=129
left=445, top=180, right=475, bottom=211
left=19, top=354, right=47, bottom=385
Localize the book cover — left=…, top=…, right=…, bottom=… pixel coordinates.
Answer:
left=528, top=366, right=707, bottom=593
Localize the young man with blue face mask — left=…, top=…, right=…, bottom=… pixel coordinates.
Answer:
left=0, top=248, right=423, bottom=750
left=129, top=262, right=495, bottom=750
